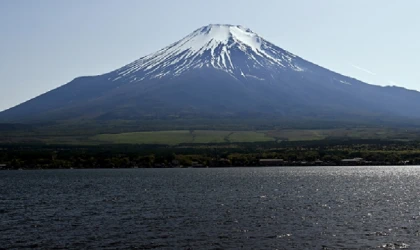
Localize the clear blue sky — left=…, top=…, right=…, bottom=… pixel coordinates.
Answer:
left=1, top=0, right=419, bottom=111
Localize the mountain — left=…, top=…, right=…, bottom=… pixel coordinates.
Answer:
left=1, top=24, right=420, bottom=123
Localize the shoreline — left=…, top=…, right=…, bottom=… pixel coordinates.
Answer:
left=1, top=164, right=416, bottom=171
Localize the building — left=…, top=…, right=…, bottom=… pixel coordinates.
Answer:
left=341, top=158, right=364, bottom=165
left=341, top=158, right=363, bottom=163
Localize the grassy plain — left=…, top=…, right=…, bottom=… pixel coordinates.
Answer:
left=91, top=130, right=274, bottom=145
left=90, top=127, right=420, bottom=145
left=2, top=126, right=420, bottom=145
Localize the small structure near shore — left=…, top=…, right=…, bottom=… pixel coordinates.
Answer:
left=341, top=158, right=365, bottom=165
left=341, top=158, right=363, bottom=163
left=0, top=164, right=7, bottom=169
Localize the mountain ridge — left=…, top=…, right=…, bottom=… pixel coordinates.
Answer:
left=1, top=24, right=420, bottom=123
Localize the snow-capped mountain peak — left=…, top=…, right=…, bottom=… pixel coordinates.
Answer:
left=113, top=24, right=304, bottom=82
left=182, top=24, right=262, bottom=53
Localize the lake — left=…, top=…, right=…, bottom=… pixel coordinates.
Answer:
left=1, top=166, right=419, bottom=249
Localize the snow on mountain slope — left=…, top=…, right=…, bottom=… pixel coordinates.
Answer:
left=112, top=24, right=304, bottom=82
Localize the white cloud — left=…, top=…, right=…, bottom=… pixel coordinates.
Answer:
left=350, top=64, right=377, bottom=76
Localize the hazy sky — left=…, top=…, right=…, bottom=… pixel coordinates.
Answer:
left=1, top=0, right=419, bottom=111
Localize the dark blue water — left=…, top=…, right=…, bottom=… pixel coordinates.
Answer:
left=1, top=167, right=419, bottom=249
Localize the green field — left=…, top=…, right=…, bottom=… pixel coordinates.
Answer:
left=91, top=130, right=275, bottom=145
left=2, top=126, right=420, bottom=145
left=265, top=128, right=419, bottom=141
left=89, top=128, right=420, bottom=145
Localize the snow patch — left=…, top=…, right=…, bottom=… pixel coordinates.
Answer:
left=245, top=74, right=265, bottom=81
left=340, top=80, right=352, bottom=85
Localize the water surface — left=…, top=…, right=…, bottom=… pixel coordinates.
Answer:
left=1, top=166, right=419, bottom=249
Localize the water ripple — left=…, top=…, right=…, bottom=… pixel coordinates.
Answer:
left=1, top=166, right=420, bottom=249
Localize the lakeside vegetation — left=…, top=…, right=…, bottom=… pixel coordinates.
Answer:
left=1, top=139, right=420, bottom=170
